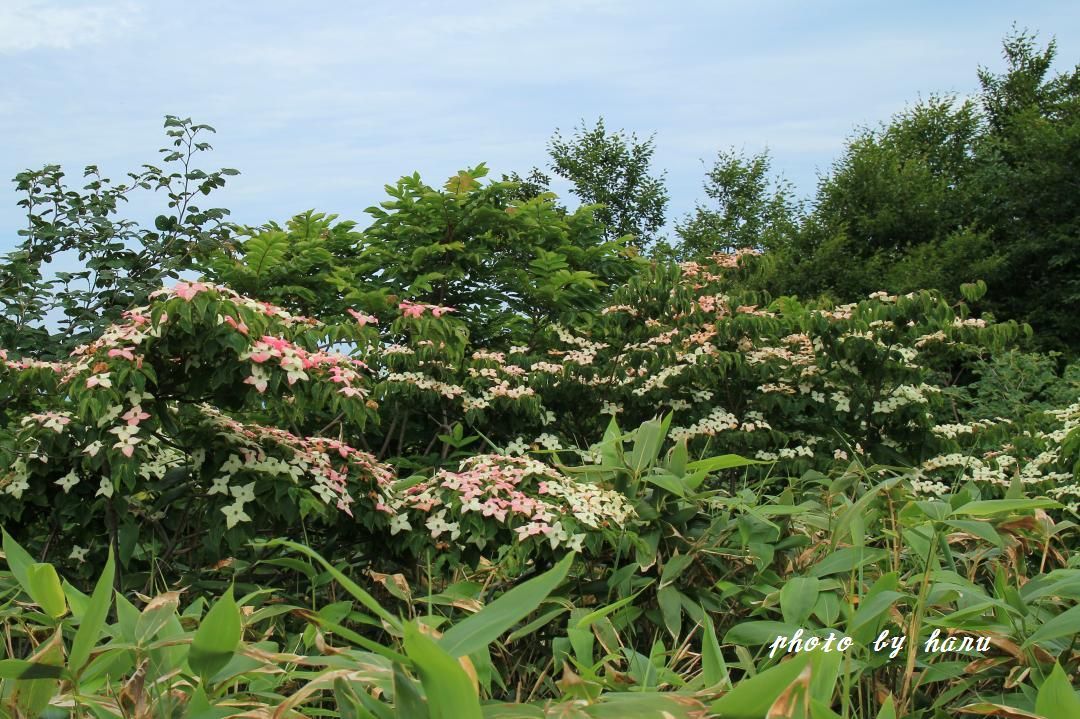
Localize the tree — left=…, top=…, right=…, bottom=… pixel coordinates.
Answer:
left=773, top=95, right=994, bottom=300
left=972, top=30, right=1080, bottom=351
left=547, top=118, right=669, bottom=249
left=750, top=31, right=1079, bottom=353
left=348, top=164, right=643, bottom=349
left=0, top=117, right=238, bottom=360
left=675, top=148, right=800, bottom=261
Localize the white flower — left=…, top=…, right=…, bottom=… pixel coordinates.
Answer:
left=6, top=477, right=29, bottom=499
left=220, top=454, right=244, bottom=475
left=83, top=441, right=104, bottom=457
left=207, top=475, right=230, bottom=496
left=600, top=401, right=623, bottom=415
left=536, top=433, right=562, bottom=450
left=222, top=501, right=251, bottom=529
left=425, top=510, right=460, bottom=540
left=505, top=438, right=528, bottom=456
left=96, top=404, right=123, bottom=427
left=69, top=545, right=89, bottom=563
left=56, top=470, right=79, bottom=493
left=230, top=481, right=256, bottom=504
left=312, top=482, right=337, bottom=504
left=389, top=514, right=412, bottom=535
left=95, top=476, right=114, bottom=499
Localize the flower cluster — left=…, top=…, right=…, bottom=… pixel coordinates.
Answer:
left=380, top=454, right=634, bottom=555
left=398, top=300, right=456, bottom=318
left=240, top=335, right=368, bottom=397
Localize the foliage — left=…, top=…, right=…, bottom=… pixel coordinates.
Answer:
left=2, top=29, right=1079, bottom=717
left=971, top=30, right=1080, bottom=352
left=201, top=167, right=648, bottom=352
left=204, top=209, right=365, bottom=319
left=0, top=117, right=238, bottom=360
left=742, top=31, right=1080, bottom=351
left=547, top=118, right=670, bottom=250
left=0, top=282, right=387, bottom=577
left=675, top=148, right=801, bottom=260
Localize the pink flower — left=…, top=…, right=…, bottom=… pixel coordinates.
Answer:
left=399, top=301, right=426, bottom=318
left=244, top=373, right=268, bottom=393
left=173, top=281, right=209, bottom=301
left=260, top=336, right=291, bottom=351
left=223, top=315, right=249, bottom=335
left=248, top=351, right=272, bottom=364
left=108, top=347, right=136, bottom=361
left=430, top=305, right=456, bottom=318
left=86, top=373, right=112, bottom=389
left=347, top=308, right=378, bottom=327
left=122, top=406, right=151, bottom=426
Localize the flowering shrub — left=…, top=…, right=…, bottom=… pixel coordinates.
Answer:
left=912, top=401, right=1080, bottom=508
left=0, top=281, right=388, bottom=568
left=381, top=454, right=635, bottom=565
left=350, top=251, right=1038, bottom=489
left=0, top=281, right=649, bottom=571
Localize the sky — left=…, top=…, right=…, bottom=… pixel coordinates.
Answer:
left=2, top=0, right=1080, bottom=246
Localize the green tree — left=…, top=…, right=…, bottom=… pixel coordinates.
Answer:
left=754, top=31, right=1079, bottom=352
left=675, top=148, right=800, bottom=260
left=972, top=30, right=1080, bottom=351
left=202, top=210, right=364, bottom=319
left=770, top=95, right=994, bottom=301
left=350, top=164, right=643, bottom=348
left=547, top=118, right=669, bottom=249
left=0, top=116, right=237, bottom=359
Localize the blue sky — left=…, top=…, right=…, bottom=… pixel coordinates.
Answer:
left=2, top=0, right=1079, bottom=244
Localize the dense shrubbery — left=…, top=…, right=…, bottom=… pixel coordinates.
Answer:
left=1, top=30, right=1078, bottom=719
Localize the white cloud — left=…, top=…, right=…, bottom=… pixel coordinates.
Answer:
left=0, top=0, right=139, bottom=53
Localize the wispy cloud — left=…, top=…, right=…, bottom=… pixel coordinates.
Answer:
left=0, top=0, right=140, bottom=53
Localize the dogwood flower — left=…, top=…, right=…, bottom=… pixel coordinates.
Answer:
left=230, top=481, right=256, bottom=504
left=95, top=476, right=114, bottom=498
left=222, top=500, right=251, bottom=529
left=86, top=373, right=112, bottom=389
left=56, top=470, right=79, bottom=493
left=208, top=475, right=230, bottom=496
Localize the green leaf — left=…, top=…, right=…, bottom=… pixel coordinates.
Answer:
left=657, top=585, right=683, bottom=638
left=1023, top=604, right=1080, bottom=648
left=944, top=520, right=1003, bottom=547
left=875, top=695, right=897, bottom=719
left=950, top=499, right=1061, bottom=517
left=700, top=614, right=729, bottom=689
left=188, top=585, right=242, bottom=681
left=69, top=548, right=115, bottom=675
left=724, top=621, right=801, bottom=646
left=12, top=630, right=66, bottom=718
left=686, top=454, right=763, bottom=473
left=573, top=583, right=652, bottom=630
left=136, top=590, right=181, bottom=644
left=26, top=563, right=68, bottom=619
left=628, top=417, right=667, bottom=474
left=404, top=622, right=482, bottom=719
left=440, top=552, right=574, bottom=658
left=0, top=660, right=66, bottom=680
left=1035, top=663, right=1080, bottom=719
left=808, top=548, right=888, bottom=578
left=243, top=230, right=290, bottom=280
left=2, top=528, right=36, bottom=595
left=711, top=653, right=811, bottom=719
left=780, top=577, right=820, bottom=625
